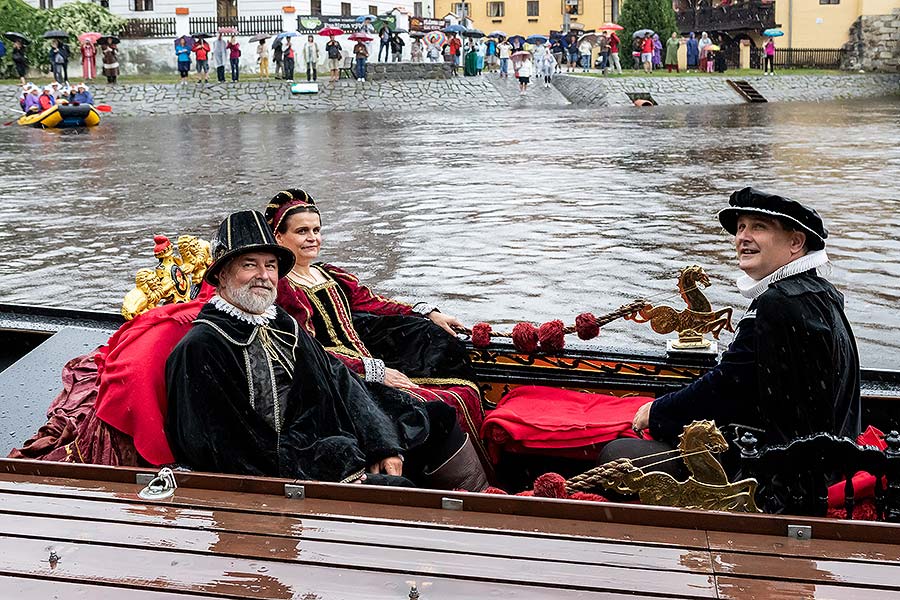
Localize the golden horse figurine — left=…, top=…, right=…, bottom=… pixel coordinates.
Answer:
left=625, top=265, right=734, bottom=349
left=121, top=234, right=211, bottom=320
left=588, top=420, right=760, bottom=512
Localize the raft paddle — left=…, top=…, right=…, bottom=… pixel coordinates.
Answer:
left=95, top=104, right=112, bottom=112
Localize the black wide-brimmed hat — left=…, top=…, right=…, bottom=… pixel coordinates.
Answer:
left=205, top=210, right=295, bottom=285
left=718, top=187, right=827, bottom=251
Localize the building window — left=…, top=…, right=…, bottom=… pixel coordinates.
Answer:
left=487, top=1, right=504, bottom=17
left=451, top=3, right=470, bottom=17
left=129, top=0, right=153, bottom=10
left=819, top=0, right=839, bottom=4
left=527, top=0, right=539, bottom=15
left=311, top=0, right=321, bottom=14
left=413, top=1, right=422, bottom=16
left=40, top=0, right=54, bottom=7
left=341, top=2, right=351, bottom=16
left=100, top=0, right=109, bottom=7
left=369, top=4, right=378, bottom=14
left=611, top=0, right=619, bottom=20
left=563, top=0, right=583, bottom=15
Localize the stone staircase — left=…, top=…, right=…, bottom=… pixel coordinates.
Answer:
left=483, top=71, right=570, bottom=107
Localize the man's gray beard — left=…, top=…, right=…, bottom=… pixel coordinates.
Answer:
left=224, top=280, right=277, bottom=314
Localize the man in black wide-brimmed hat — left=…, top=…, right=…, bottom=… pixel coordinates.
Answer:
left=602, top=188, right=861, bottom=497
left=165, top=210, right=488, bottom=490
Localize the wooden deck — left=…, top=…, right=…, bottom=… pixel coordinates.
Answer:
left=2, top=459, right=900, bottom=598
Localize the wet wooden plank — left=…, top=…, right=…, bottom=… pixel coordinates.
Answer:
left=0, top=514, right=716, bottom=596
left=715, top=576, right=900, bottom=600
left=711, top=550, right=900, bottom=591
left=708, top=530, right=900, bottom=564
left=0, top=536, right=716, bottom=599
left=0, top=475, right=710, bottom=549
left=0, top=574, right=224, bottom=599
left=0, top=492, right=714, bottom=574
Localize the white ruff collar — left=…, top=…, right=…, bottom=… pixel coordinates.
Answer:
left=736, top=249, right=829, bottom=300
left=211, top=294, right=277, bottom=326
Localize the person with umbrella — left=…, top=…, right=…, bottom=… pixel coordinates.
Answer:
left=226, top=36, right=241, bottom=82
left=322, top=34, right=341, bottom=82
left=49, top=39, right=67, bottom=84
left=698, top=31, right=712, bottom=72
left=578, top=35, right=593, bottom=73
left=608, top=29, right=622, bottom=74
left=192, top=35, right=211, bottom=84
left=101, top=36, right=119, bottom=84
left=390, top=31, right=404, bottom=62
left=764, top=36, right=776, bottom=75
left=213, top=33, right=228, bottom=82
left=9, top=36, right=28, bottom=85
left=515, top=52, right=533, bottom=95
left=78, top=34, right=98, bottom=81
left=410, top=34, right=424, bottom=62
left=282, top=37, right=295, bottom=82
left=641, top=32, right=654, bottom=74
left=665, top=31, right=680, bottom=73
left=565, top=32, right=579, bottom=73
left=353, top=36, right=369, bottom=81
left=175, top=36, right=192, bottom=85
left=597, top=31, right=610, bottom=74
left=377, top=23, right=391, bottom=62
left=302, top=35, right=318, bottom=82
left=651, top=33, right=662, bottom=70
left=254, top=36, right=270, bottom=80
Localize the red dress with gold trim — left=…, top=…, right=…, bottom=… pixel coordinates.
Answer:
left=276, top=263, right=486, bottom=447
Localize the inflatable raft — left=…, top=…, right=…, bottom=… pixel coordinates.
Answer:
left=18, top=103, right=101, bottom=129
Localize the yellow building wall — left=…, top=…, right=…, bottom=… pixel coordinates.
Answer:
left=775, top=0, right=900, bottom=49
left=434, top=0, right=614, bottom=36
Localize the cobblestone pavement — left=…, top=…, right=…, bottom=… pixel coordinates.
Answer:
left=1, top=73, right=896, bottom=117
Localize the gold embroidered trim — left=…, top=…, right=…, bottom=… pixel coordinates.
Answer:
left=327, top=284, right=370, bottom=356
left=340, top=468, right=366, bottom=484
left=324, top=345, right=363, bottom=359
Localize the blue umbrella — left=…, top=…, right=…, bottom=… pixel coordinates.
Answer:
left=762, top=28, right=784, bottom=37
left=443, top=24, right=466, bottom=34
left=275, top=31, right=301, bottom=40
left=356, top=14, right=377, bottom=23
left=526, top=34, right=548, bottom=44
left=488, top=30, right=507, bottom=38
left=507, top=34, right=525, bottom=46
left=0, top=40, right=5, bottom=58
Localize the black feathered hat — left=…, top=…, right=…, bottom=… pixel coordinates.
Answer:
left=718, top=187, right=828, bottom=251
left=205, top=210, right=295, bottom=286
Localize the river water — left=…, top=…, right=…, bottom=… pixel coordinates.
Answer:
left=0, top=98, right=898, bottom=368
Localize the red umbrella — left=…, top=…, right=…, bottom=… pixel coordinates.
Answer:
left=217, top=26, right=238, bottom=34
left=78, top=32, right=102, bottom=44
left=348, top=33, right=372, bottom=42
left=511, top=50, right=531, bottom=60
left=600, top=22, right=624, bottom=31
left=318, top=27, right=344, bottom=37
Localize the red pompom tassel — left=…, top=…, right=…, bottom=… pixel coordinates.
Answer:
left=532, top=473, right=568, bottom=498
left=471, top=322, right=493, bottom=348
left=538, top=320, right=566, bottom=353
left=511, top=322, right=539, bottom=353
left=575, top=312, right=600, bottom=340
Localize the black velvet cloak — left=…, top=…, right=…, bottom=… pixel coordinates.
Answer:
left=165, top=303, right=429, bottom=481
left=650, top=270, right=861, bottom=447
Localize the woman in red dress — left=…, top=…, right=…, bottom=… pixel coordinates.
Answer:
left=81, top=40, right=97, bottom=80
left=265, top=189, right=488, bottom=461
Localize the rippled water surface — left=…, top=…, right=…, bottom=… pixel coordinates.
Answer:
left=1, top=98, right=898, bottom=367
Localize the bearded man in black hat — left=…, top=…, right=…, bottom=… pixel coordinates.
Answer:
left=165, top=210, right=488, bottom=490
left=602, top=188, right=861, bottom=481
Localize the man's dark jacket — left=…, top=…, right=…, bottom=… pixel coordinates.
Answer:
left=165, top=304, right=428, bottom=481
left=649, top=269, right=861, bottom=447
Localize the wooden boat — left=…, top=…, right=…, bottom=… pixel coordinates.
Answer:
left=3, top=301, right=900, bottom=595
left=17, top=103, right=101, bottom=128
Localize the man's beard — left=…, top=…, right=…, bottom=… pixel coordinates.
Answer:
left=223, top=278, right=277, bottom=314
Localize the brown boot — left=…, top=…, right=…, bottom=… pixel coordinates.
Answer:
left=424, top=433, right=489, bottom=492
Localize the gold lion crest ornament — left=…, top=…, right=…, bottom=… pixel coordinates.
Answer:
left=121, top=235, right=211, bottom=320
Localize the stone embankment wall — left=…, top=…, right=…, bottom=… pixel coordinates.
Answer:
left=554, top=73, right=900, bottom=106
left=843, top=8, right=900, bottom=73
left=1, top=73, right=896, bottom=116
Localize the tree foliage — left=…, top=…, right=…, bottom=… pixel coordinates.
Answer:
left=0, top=0, right=124, bottom=78
left=617, top=0, right=678, bottom=68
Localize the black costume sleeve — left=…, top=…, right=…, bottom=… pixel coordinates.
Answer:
left=649, top=314, right=758, bottom=445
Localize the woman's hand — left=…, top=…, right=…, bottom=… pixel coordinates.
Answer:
left=428, top=311, right=464, bottom=336
left=368, top=456, right=403, bottom=476
left=383, top=368, right=417, bottom=389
